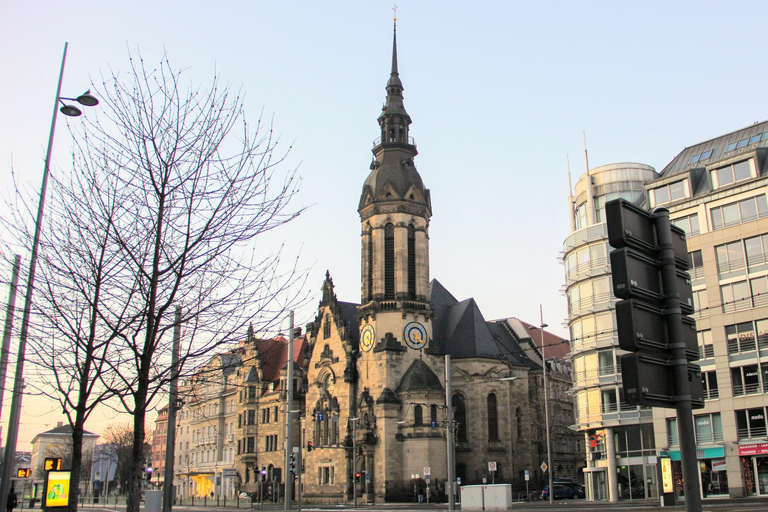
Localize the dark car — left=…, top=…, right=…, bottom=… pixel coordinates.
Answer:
left=542, top=484, right=584, bottom=500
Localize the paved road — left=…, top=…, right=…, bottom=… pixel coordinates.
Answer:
left=76, top=497, right=768, bottom=512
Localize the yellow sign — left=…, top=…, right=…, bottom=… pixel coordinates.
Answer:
left=661, top=457, right=673, bottom=494
left=16, top=468, right=30, bottom=478
left=45, top=471, right=71, bottom=508
left=44, top=458, right=63, bottom=471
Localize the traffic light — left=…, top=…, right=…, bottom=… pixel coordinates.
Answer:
left=355, top=472, right=361, bottom=483
left=289, top=454, right=296, bottom=477
left=606, top=198, right=703, bottom=409
left=145, top=467, right=153, bottom=481
left=261, top=466, right=266, bottom=481
left=307, top=441, right=313, bottom=452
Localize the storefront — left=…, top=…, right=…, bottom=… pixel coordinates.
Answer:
left=739, top=442, right=768, bottom=496
left=669, top=447, right=728, bottom=498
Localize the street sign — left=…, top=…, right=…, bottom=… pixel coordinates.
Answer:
left=616, top=300, right=699, bottom=360
left=488, top=462, right=497, bottom=472
left=540, top=462, right=547, bottom=473
left=317, top=412, right=324, bottom=421
left=524, top=470, right=530, bottom=482
left=423, top=467, right=431, bottom=476
left=621, top=353, right=704, bottom=408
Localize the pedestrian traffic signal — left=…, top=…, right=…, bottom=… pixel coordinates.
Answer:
left=261, top=466, right=267, bottom=481
left=606, top=199, right=703, bottom=409
left=307, top=441, right=313, bottom=452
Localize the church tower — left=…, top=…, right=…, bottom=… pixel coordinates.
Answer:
left=354, top=18, right=447, bottom=502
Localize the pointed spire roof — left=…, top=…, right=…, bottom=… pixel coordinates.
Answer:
left=359, top=15, right=431, bottom=220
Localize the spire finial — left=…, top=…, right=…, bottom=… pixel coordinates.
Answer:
left=393, top=3, right=398, bottom=21
left=391, top=5, right=399, bottom=76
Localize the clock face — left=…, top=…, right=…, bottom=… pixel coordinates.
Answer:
left=360, top=324, right=375, bottom=352
left=403, top=322, right=428, bottom=350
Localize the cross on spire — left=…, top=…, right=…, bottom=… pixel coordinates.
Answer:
left=393, top=4, right=398, bottom=21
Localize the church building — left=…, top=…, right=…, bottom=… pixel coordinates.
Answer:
left=298, top=20, right=580, bottom=502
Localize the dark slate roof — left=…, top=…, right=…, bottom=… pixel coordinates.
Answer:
left=659, top=119, right=768, bottom=180
left=396, top=359, right=443, bottom=393
left=339, top=301, right=361, bottom=344
left=429, top=279, right=537, bottom=367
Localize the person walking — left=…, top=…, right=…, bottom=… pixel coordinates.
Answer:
left=7, top=486, right=17, bottom=512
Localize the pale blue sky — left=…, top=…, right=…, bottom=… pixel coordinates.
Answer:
left=1, top=1, right=766, bottom=444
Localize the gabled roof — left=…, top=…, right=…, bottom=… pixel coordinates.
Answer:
left=31, top=424, right=98, bottom=445
left=256, top=335, right=307, bottom=383
left=396, top=359, right=443, bottom=394
left=429, top=279, right=566, bottom=367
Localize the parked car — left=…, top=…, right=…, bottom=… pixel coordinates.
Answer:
left=541, top=484, right=584, bottom=500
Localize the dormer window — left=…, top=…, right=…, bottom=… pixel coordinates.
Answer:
left=650, top=179, right=689, bottom=207
left=711, top=159, right=753, bottom=189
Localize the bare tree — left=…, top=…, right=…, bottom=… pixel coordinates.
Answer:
left=5, top=50, right=308, bottom=512
left=100, top=423, right=136, bottom=495
left=77, top=51, right=308, bottom=512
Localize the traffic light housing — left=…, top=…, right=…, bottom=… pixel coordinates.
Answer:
left=289, top=454, right=296, bottom=476
left=307, top=441, right=313, bottom=452
left=606, top=199, right=703, bottom=409
left=261, top=466, right=266, bottom=481
left=355, top=472, right=361, bottom=483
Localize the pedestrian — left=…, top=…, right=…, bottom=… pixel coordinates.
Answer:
left=7, top=486, right=17, bottom=512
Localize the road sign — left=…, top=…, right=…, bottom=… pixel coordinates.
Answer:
left=488, top=462, right=497, bottom=472
left=540, top=462, right=547, bottom=473
left=524, top=469, right=530, bottom=482
left=423, top=467, right=431, bottom=476
left=317, top=412, right=324, bottom=421
left=622, top=353, right=704, bottom=408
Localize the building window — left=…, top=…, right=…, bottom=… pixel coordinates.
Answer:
left=745, top=234, right=768, bottom=270
left=667, top=418, right=679, bottom=447
left=752, top=276, right=768, bottom=307
left=598, top=350, right=615, bottom=376
left=574, top=202, right=587, bottom=230
left=367, top=229, right=373, bottom=301
left=689, top=250, right=704, bottom=280
left=693, top=289, right=709, bottom=319
left=248, top=386, right=256, bottom=399
left=720, top=281, right=751, bottom=313
left=414, top=405, right=423, bottom=426
left=736, top=408, right=767, bottom=440
left=715, top=241, right=745, bottom=275
left=702, top=371, right=718, bottom=400
left=726, top=321, right=756, bottom=354
left=323, top=314, right=331, bottom=339
left=695, top=413, right=723, bottom=444
left=672, top=213, right=700, bottom=237
left=710, top=194, right=768, bottom=230
left=487, top=394, right=499, bottom=441
left=732, top=365, right=761, bottom=396
left=516, top=407, right=523, bottom=440
left=247, top=410, right=255, bottom=425
left=601, top=388, right=617, bottom=414
left=247, top=437, right=254, bottom=453
left=384, top=223, right=395, bottom=300
left=711, top=159, right=752, bottom=189
left=407, top=224, right=416, bottom=299
left=452, top=394, right=468, bottom=443
left=430, top=405, right=437, bottom=426
left=650, top=179, right=689, bottom=207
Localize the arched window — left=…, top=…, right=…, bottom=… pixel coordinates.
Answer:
left=487, top=393, right=499, bottom=441
left=384, top=223, right=395, bottom=299
left=516, top=407, right=523, bottom=440
left=430, top=405, right=438, bottom=426
left=367, top=229, right=374, bottom=301
left=414, top=405, right=423, bottom=426
left=323, top=314, right=331, bottom=339
left=452, top=394, right=468, bottom=442
left=407, top=224, right=416, bottom=299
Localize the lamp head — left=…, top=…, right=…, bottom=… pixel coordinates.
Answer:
left=60, top=104, right=82, bottom=117
left=76, top=90, right=99, bottom=107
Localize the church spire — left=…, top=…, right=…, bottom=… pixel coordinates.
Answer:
left=378, top=15, right=410, bottom=145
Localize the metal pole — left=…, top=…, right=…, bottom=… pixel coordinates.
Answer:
left=540, top=307, right=554, bottom=505
left=352, top=419, right=357, bottom=507
left=655, top=209, right=702, bottom=512
left=0, top=255, right=21, bottom=421
left=445, top=355, right=455, bottom=511
left=284, top=311, right=294, bottom=510
left=162, top=307, right=181, bottom=512
left=0, top=43, right=69, bottom=512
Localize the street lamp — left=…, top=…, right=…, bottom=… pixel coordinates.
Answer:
left=530, top=306, right=553, bottom=505
left=0, top=42, right=98, bottom=512
left=349, top=417, right=359, bottom=507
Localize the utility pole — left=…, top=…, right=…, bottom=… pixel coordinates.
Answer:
left=284, top=312, right=294, bottom=510
left=0, top=255, right=21, bottom=421
left=162, top=307, right=181, bottom=512
left=445, top=355, right=456, bottom=511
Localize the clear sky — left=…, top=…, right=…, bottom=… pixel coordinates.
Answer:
left=1, top=1, right=766, bottom=447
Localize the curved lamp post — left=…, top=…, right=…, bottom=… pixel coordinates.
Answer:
left=0, top=42, right=98, bottom=512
